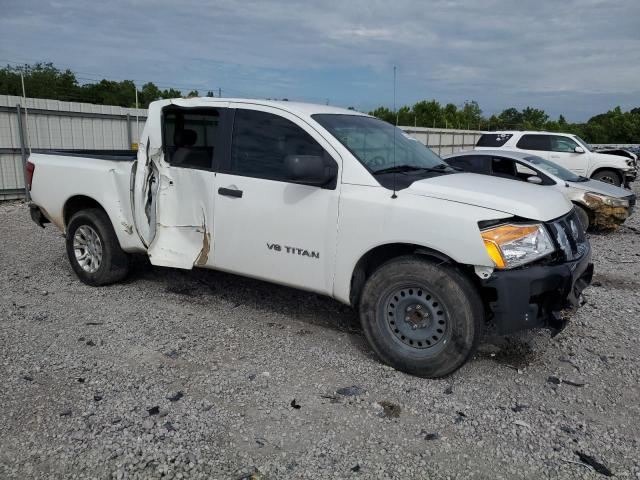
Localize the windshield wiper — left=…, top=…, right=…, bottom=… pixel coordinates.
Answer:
left=373, top=164, right=452, bottom=175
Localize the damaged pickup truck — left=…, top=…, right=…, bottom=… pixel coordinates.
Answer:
left=27, top=98, right=593, bottom=378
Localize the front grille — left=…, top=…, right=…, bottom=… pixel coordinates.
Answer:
left=546, top=210, right=588, bottom=262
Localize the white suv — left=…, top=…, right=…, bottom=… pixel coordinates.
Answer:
left=475, top=131, right=637, bottom=187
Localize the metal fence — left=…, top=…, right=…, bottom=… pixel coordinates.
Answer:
left=399, top=127, right=483, bottom=155
left=0, top=95, right=146, bottom=200
left=0, top=96, right=482, bottom=200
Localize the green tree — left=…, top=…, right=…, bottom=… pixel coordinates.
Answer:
left=521, top=107, right=548, bottom=129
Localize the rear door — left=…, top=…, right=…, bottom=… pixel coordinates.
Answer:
left=548, top=135, right=587, bottom=175
left=212, top=105, right=341, bottom=294
left=133, top=102, right=230, bottom=269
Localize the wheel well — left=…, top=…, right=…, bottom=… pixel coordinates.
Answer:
left=63, top=195, right=105, bottom=227
left=349, top=243, right=457, bottom=306
left=591, top=167, right=621, bottom=183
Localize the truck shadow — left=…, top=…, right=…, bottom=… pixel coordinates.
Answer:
left=123, top=256, right=545, bottom=365
left=125, top=255, right=364, bottom=336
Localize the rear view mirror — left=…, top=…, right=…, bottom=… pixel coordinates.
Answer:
left=526, top=176, right=543, bottom=185
left=574, top=146, right=585, bottom=154
left=284, top=154, right=338, bottom=188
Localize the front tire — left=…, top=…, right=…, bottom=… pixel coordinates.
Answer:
left=591, top=169, right=621, bottom=186
left=66, top=208, right=130, bottom=286
left=359, top=256, right=483, bottom=378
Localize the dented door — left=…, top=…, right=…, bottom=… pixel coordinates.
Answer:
left=133, top=100, right=230, bottom=269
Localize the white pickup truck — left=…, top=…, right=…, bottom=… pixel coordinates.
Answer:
left=27, top=98, right=593, bottom=378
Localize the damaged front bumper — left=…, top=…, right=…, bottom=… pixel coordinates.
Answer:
left=586, top=193, right=636, bottom=230
left=480, top=243, right=593, bottom=336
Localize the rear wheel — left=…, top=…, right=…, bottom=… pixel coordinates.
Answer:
left=65, top=208, right=130, bottom=286
left=591, top=169, right=621, bottom=186
left=359, top=256, right=483, bottom=378
left=574, top=204, right=591, bottom=231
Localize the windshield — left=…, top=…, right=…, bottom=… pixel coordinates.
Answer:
left=524, top=155, right=583, bottom=182
left=312, top=114, right=450, bottom=174
left=572, top=135, right=592, bottom=152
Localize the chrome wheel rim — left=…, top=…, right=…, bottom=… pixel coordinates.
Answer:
left=383, top=286, right=450, bottom=351
left=73, top=225, right=102, bottom=273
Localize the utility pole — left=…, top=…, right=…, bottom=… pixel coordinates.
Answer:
left=134, top=85, right=139, bottom=146
left=218, top=87, right=222, bottom=98
left=20, top=71, right=31, bottom=154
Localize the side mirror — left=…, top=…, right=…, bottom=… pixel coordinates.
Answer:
left=526, top=176, right=543, bottom=185
left=574, top=146, right=585, bottom=154
left=284, top=154, right=338, bottom=187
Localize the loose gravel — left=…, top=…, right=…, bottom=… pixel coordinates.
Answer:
left=1, top=187, right=639, bottom=479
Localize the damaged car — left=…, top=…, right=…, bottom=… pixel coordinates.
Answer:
left=444, top=150, right=636, bottom=230
left=26, top=98, right=593, bottom=378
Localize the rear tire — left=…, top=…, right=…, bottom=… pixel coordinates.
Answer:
left=591, top=169, right=621, bottom=186
left=66, top=208, right=130, bottom=286
left=574, top=204, right=591, bottom=231
left=359, top=256, right=483, bottom=378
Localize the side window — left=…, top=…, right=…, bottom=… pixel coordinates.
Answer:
left=490, top=157, right=518, bottom=179
left=516, top=134, right=551, bottom=151
left=515, top=163, right=538, bottom=177
left=476, top=133, right=513, bottom=147
left=162, top=108, right=221, bottom=169
left=551, top=136, right=578, bottom=153
left=447, top=155, right=490, bottom=174
left=230, top=109, right=325, bottom=181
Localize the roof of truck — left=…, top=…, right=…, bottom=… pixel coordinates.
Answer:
left=155, top=97, right=369, bottom=117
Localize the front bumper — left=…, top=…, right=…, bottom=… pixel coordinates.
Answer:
left=480, top=244, right=593, bottom=335
left=623, top=170, right=636, bottom=188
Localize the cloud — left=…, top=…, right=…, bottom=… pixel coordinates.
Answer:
left=1, top=0, right=639, bottom=119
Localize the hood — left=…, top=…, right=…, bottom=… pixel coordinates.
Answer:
left=406, top=173, right=572, bottom=221
left=568, top=178, right=633, bottom=198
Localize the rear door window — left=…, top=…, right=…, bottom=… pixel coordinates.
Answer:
left=476, top=133, right=513, bottom=147
left=446, top=155, right=491, bottom=174
left=516, top=134, right=551, bottom=151
left=162, top=107, right=224, bottom=170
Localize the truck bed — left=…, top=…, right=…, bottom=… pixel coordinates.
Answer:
left=28, top=151, right=145, bottom=253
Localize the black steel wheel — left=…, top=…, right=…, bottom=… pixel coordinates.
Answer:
left=359, top=255, right=483, bottom=378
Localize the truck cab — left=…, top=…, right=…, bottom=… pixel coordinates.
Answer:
left=27, top=98, right=593, bottom=378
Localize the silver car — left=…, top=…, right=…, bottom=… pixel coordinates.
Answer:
left=443, top=149, right=636, bottom=230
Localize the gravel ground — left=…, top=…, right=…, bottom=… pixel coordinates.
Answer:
left=1, top=189, right=639, bottom=480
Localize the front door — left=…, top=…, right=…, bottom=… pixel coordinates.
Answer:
left=212, top=105, right=341, bottom=294
left=133, top=102, right=229, bottom=269
left=548, top=135, right=587, bottom=175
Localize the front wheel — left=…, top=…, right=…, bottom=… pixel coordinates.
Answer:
left=66, top=208, right=130, bottom=286
left=359, top=256, right=483, bottom=378
left=591, top=169, right=621, bottom=186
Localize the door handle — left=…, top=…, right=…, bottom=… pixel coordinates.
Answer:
left=218, top=187, right=243, bottom=198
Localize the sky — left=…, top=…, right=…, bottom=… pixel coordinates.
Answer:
left=1, top=0, right=639, bottom=121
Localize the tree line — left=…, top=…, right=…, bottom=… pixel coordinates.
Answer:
left=1, top=63, right=638, bottom=143
left=370, top=101, right=640, bottom=144
left=0, top=63, right=213, bottom=110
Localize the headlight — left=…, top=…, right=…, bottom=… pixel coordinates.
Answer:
left=584, top=192, right=629, bottom=208
left=481, top=223, right=555, bottom=269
